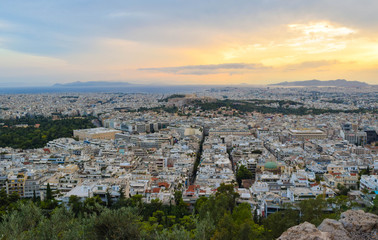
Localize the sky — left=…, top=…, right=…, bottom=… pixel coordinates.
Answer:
left=1, top=0, right=378, bottom=87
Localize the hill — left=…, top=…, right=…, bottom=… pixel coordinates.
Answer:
left=270, top=79, right=369, bottom=87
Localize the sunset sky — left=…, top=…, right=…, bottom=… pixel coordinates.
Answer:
left=1, top=0, right=378, bottom=86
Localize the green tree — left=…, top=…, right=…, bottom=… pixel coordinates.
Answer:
left=194, top=213, right=216, bottom=240
left=46, top=183, right=53, bottom=201
left=212, top=203, right=264, bottom=240
left=106, top=190, right=112, bottom=208
left=337, top=183, right=350, bottom=196
left=299, top=197, right=327, bottom=226
left=32, top=190, right=39, bottom=203
left=263, top=206, right=299, bottom=239
left=0, top=187, right=9, bottom=215
left=236, top=165, right=253, bottom=187
left=8, top=192, right=20, bottom=203
left=366, top=196, right=378, bottom=215
left=0, top=187, right=8, bottom=206
left=155, top=226, right=191, bottom=240
left=93, top=207, right=142, bottom=240
left=0, top=202, right=44, bottom=239
left=216, top=183, right=239, bottom=213
left=69, top=195, right=83, bottom=217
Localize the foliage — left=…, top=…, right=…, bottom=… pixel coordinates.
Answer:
left=236, top=165, right=253, bottom=187
left=337, top=183, right=351, bottom=196
left=263, top=207, right=299, bottom=239
left=93, top=207, right=142, bottom=240
left=0, top=184, right=373, bottom=240
left=190, top=99, right=374, bottom=116
left=366, top=196, right=378, bottom=215
left=298, top=196, right=328, bottom=226
left=158, top=94, right=186, bottom=102
left=251, top=149, right=262, bottom=154
left=0, top=116, right=95, bottom=149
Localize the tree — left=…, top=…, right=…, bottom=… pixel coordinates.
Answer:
left=263, top=206, right=299, bottom=239
left=236, top=165, right=253, bottom=186
left=93, top=207, right=142, bottom=240
left=212, top=213, right=235, bottom=240
left=253, top=208, right=260, bottom=225
left=8, top=192, right=20, bottom=203
left=251, top=150, right=262, bottom=154
left=366, top=196, right=378, bottom=215
left=0, top=187, right=8, bottom=206
left=315, top=175, right=324, bottom=183
left=194, top=196, right=208, bottom=214
left=68, top=195, right=83, bottom=217
left=216, top=183, right=239, bottom=213
left=299, top=197, right=327, bottom=226
left=0, top=202, right=44, bottom=239
left=32, top=190, right=38, bottom=203
left=194, top=213, right=216, bottom=240
left=155, top=225, right=191, bottom=240
left=106, top=190, right=112, bottom=208
left=46, top=183, right=53, bottom=201
left=212, top=203, right=265, bottom=240
left=337, top=183, right=350, bottom=196
left=0, top=187, right=8, bottom=215
left=82, top=196, right=104, bottom=215
left=119, top=186, right=125, bottom=200
left=171, top=190, right=189, bottom=218
left=174, top=190, right=183, bottom=206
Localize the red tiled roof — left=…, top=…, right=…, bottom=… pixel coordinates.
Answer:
left=158, top=182, right=170, bottom=188
left=186, top=185, right=199, bottom=192
left=330, top=172, right=341, bottom=176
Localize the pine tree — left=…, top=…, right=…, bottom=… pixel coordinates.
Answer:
left=32, top=190, right=37, bottom=202
left=46, top=183, right=53, bottom=201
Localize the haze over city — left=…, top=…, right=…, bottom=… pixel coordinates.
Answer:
left=1, top=0, right=378, bottom=87
left=1, top=1, right=378, bottom=239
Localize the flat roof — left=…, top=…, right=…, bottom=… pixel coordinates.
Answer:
left=74, top=127, right=121, bottom=134
left=289, top=129, right=325, bottom=134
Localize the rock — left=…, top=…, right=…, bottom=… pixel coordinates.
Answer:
left=339, top=210, right=378, bottom=240
left=340, top=210, right=378, bottom=232
left=279, top=210, right=378, bottom=240
left=318, top=219, right=351, bottom=240
left=278, top=222, right=331, bottom=240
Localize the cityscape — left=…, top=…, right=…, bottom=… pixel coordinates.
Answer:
left=0, top=84, right=377, bottom=239
left=1, top=1, right=378, bottom=240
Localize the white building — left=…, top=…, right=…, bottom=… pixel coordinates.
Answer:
left=360, top=175, right=378, bottom=192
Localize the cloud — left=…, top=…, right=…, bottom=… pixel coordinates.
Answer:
left=285, top=60, right=339, bottom=71
left=287, top=22, right=356, bottom=53
left=139, top=63, right=269, bottom=75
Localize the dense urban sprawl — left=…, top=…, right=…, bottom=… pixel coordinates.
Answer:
left=0, top=86, right=377, bottom=239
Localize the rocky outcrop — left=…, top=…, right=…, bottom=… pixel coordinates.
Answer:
left=318, top=218, right=351, bottom=239
left=278, top=222, right=330, bottom=240
left=278, top=210, right=378, bottom=240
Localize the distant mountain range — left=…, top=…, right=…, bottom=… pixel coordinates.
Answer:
left=270, top=79, right=370, bottom=87
left=53, top=79, right=372, bottom=88
left=53, top=81, right=132, bottom=88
